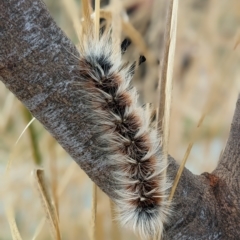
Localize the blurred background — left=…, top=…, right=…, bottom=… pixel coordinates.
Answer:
left=0, top=0, right=240, bottom=239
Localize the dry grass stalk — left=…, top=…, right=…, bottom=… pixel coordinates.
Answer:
left=109, top=200, right=121, bottom=240
left=233, top=37, right=240, bottom=50
left=98, top=7, right=153, bottom=64
left=5, top=116, right=35, bottom=175
left=81, top=0, right=93, bottom=37
left=48, top=137, right=59, bottom=218
left=157, top=0, right=179, bottom=153
left=95, top=189, right=106, bottom=240
left=61, top=0, right=82, bottom=41
left=91, top=2, right=101, bottom=238
left=57, top=162, right=76, bottom=197
left=109, top=0, right=122, bottom=55
left=99, top=10, right=112, bottom=36
left=122, top=20, right=156, bottom=64
left=6, top=206, right=22, bottom=240
left=99, top=10, right=112, bottom=22
left=22, top=107, right=42, bottom=165
left=15, top=117, right=36, bottom=146
left=202, top=36, right=240, bottom=117
left=95, top=0, right=100, bottom=40
left=32, top=169, right=61, bottom=240
left=91, top=183, right=97, bottom=240
left=32, top=162, right=77, bottom=239
left=169, top=114, right=205, bottom=201
left=0, top=92, right=15, bottom=131
left=168, top=23, right=237, bottom=214
left=153, top=4, right=179, bottom=238
left=122, top=0, right=144, bottom=9
left=32, top=218, right=45, bottom=240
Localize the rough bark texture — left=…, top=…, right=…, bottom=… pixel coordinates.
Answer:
left=0, top=0, right=239, bottom=239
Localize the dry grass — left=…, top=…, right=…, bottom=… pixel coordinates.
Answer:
left=169, top=113, right=205, bottom=201
left=0, top=0, right=240, bottom=239
left=6, top=206, right=23, bottom=240
left=32, top=169, right=61, bottom=240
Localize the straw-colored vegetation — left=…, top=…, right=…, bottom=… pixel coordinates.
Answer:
left=1, top=0, right=240, bottom=239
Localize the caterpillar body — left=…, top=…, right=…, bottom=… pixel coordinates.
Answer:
left=75, top=3, right=170, bottom=239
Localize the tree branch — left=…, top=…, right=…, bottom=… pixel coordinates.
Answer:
left=216, top=94, right=240, bottom=183
left=0, top=0, right=239, bottom=239
left=0, top=0, right=118, bottom=199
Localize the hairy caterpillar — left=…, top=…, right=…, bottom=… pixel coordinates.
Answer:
left=74, top=1, right=171, bottom=239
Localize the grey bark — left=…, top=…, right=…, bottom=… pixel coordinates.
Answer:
left=0, top=0, right=240, bottom=239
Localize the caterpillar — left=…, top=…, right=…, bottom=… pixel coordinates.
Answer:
left=74, top=1, right=171, bottom=239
